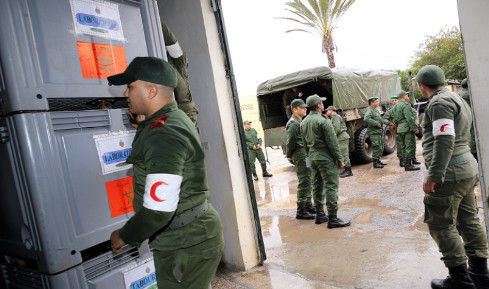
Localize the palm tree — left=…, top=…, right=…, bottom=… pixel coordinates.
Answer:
left=280, top=0, right=356, bottom=68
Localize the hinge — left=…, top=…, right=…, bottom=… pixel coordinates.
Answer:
left=0, top=125, right=9, bottom=143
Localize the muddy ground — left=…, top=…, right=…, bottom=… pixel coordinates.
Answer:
left=212, top=139, right=486, bottom=289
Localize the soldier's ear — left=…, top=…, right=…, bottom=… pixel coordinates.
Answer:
left=147, top=84, right=158, bottom=99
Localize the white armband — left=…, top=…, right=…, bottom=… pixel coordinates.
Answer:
left=143, top=174, right=183, bottom=212
left=166, top=42, right=184, bottom=58
left=432, top=118, right=455, bottom=137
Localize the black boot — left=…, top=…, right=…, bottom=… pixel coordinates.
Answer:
left=263, top=171, right=273, bottom=177
left=468, top=257, right=489, bottom=289
left=296, top=207, right=315, bottom=220
left=379, top=159, right=387, bottom=166
left=412, top=158, right=421, bottom=165
left=400, top=160, right=406, bottom=167
left=327, top=215, right=351, bottom=229
left=252, top=173, right=258, bottom=181
left=373, top=159, right=384, bottom=169
left=305, top=201, right=316, bottom=214
left=431, top=264, right=476, bottom=289
left=340, top=167, right=353, bottom=178
left=404, top=160, right=421, bottom=171
left=315, top=211, right=329, bottom=224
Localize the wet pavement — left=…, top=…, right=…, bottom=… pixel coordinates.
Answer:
left=212, top=140, right=486, bottom=289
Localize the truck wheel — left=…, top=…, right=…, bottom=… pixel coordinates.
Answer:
left=416, top=113, right=424, bottom=139
left=383, top=125, right=396, bottom=154
left=353, top=127, right=373, bottom=163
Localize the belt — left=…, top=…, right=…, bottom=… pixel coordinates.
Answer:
left=448, top=151, right=473, bottom=166
left=167, top=201, right=209, bottom=231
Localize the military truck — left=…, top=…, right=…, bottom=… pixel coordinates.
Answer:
left=256, top=67, right=401, bottom=163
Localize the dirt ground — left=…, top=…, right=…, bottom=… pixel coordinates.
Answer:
left=212, top=139, right=486, bottom=289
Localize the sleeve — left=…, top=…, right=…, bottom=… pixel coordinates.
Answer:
left=426, top=102, right=456, bottom=183
left=364, top=109, right=379, bottom=127
left=323, top=119, right=344, bottom=164
left=119, top=132, right=187, bottom=246
left=300, top=123, right=309, bottom=154
left=331, top=116, right=341, bottom=136
left=403, top=104, right=418, bottom=132
left=382, top=109, right=393, bottom=125
left=255, top=129, right=263, bottom=146
left=286, top=123, right=297, bottom=158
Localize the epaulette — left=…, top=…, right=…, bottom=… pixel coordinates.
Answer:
left=151, top=115, right=168, bottom=129
left=290, top=117, right=295, bottom=122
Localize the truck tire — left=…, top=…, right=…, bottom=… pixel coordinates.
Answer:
left=416, top=112, right=424, bottom=139
left=353, top=127, right=373, bottom=163
left=383, top=124, right=396, bottom=154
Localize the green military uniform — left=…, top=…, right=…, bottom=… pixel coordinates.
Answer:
left=330, top=112, right=351, bottom=167
left=301, top=110, right=343, bottom=214
left=286, top=114, right=312, bottom=210
left=458, top=84, right=477, bottom=158
left=364, top=105, right=384, bottom=160
left=383, top=102, right=401, bottom=160
left=119, top=101, right=224, bottom=288
left=282, top=89, right=302, bottom=118
left=244, top=128, right=268, bottom=175
left=162, top=22, right=199, bottom=124
left=422, top=87, right=488, bottom=268
left=393, top=100, right=418, bottom=164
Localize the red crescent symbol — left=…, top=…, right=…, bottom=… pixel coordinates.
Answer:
left=150, top=181, right=168, bottom=202
left=440, top=124, right=449, bottom=132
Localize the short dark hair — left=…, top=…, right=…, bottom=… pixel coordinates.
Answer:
left=368, top=99, right=376, bottom=105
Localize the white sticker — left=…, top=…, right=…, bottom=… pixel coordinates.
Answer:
left=93, top=131, right=135, bottom=175
left=433, top=118, right=455, bottom=137
left=143, top=174, right=182, bottom=212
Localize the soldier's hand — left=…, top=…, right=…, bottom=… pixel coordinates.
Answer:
left=110, top=229, right=125, bottom=254
left=415, top=130, right=419, bottom=134
left=339, top=162, right=345, bottom=169
left=126, top=110, right=145, bottom=128
left=287, top=157, right=292, bottom=161
left=378, top=124, right=382, bottom=128
left=253, top=145, right=257, bottom=150
left=256, top=144, right=261, bottom=149
left=423, top=180, right=437, bottom=194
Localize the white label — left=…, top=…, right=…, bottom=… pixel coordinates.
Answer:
left=94, top=131, right=135, bottom=175
left=122, top=259, right=157, bottom=289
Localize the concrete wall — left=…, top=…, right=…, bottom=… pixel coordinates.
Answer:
left=157, top=0, right=262, bottom=270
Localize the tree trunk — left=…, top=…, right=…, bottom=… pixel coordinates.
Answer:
left=322, top=33, right=336, bottom=68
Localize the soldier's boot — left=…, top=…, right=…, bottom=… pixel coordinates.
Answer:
left=252, top=173, right=258, bottom=181
left=296, top=207, right=315, bottom=220
left=340, top=167, right=353, bottom=178
left=431, top=264, right=476, bottom=289
left=305, top=201, right=316, bottom=214
left=400, top=160, right=406, bottom=167
left=468, top=257, right=489, bottom=289
left=327, top=215, right=351, bottom=229
left=373, top=159, right=384, bottom=169
left=379, top=159, right=387, bottom=166
left=262, top=171, right=273, bottom=177
left=412, top=158, right=421, bottom=165
left=315, top=211, right=329, bottom=224
left=404, top=160, right=421, bottom=171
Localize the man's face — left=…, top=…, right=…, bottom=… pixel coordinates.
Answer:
left=417, top=83, right=430, bottom=98
left=371, top=99, right=380, bottom=108
left=244, top=123, right=251, bottom=130
left=391, top=99, right=398, bottom=105
left=318, top=101, right=324, bottom=111
left=293, top=106, right=307, bottom=118
left=326, top=109, right=334, bottom=116
left=124, top=80, right=147, bottom=115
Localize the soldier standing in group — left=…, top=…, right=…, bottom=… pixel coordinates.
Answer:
left=108, top=57, right=224, bottom=288
left=301, top=94, right=351, bottom=228
left=286, top=99, right=316, bottom=220
left=383, top=95, right=402, bottom=164
left=326, top=106, right=353, bottom=178
left=393, top=91, right=421, bottom=171
left=417, top=65, right=489, bottom=289
left=364, top=97, right=386, bottom=168
left=282, top=87, right=303, bottom=119
left=243, top=120, right=273, bottom=181
left=458, top=78, right=477, bottom=161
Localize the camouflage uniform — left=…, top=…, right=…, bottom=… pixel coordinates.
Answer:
left=364, top=106, right=384, bottom=160
left=393, top=100, right=418, bottom=164
left=330, top=112, right=351, bottom=167
left=282, top=89, right=302, bottom=118
left=383, top=106, right=401, bottom=160
left=244, top=128, right=268, bottom=175
left=458, top=86, right=477, bottom=158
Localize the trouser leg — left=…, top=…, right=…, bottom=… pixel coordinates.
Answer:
left=256, top=148, right=267, bottom=172
left=247, top=150, right=257, bottom=174
left=310, top=160, right=325, bottom=211
left=293, top=151, right=311, bottom=208
left=314, top=159, right=339, bottom=215
left=339, top=139, right=350, bottom=167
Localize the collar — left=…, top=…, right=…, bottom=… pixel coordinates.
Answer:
left=140, top=101, right=178, bottom=127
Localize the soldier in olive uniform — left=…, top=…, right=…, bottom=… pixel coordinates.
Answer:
left=301, top=94, right=351, bottom=228
left=383, top=95, right=402, bottom=164
left=364, top=97, right=386, bottom=168
left=418, top=65, right=489, bottom=289
left=282, top=87, right=303, bottom=119
left=108, top=57, right=224, bottom=288
left=243, top=120, right=273, bottom=181
left=326, top=106, right=353, bottom=178
left=286, top=99, right=316, bottom=219
left=393, top=91, right=421, bottom=171
left=458, top=79, right=477, bottom=162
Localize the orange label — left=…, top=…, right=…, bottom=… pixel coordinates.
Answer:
left=105, top=176, right=135, bottom=218
left=77, top=41, right=127, bottom=79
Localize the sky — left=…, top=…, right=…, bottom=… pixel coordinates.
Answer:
left=220, top=0, right=460, bottom=96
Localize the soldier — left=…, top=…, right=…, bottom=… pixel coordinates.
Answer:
left=301, top=94, right=351, bottom=228
left=364, top=97, right=386, bottom=168
left=326, top=105, right=353, bottom=178
left=282, top=87, right=303, bottom=118
left=108, top=57, right=224, bottom=288
left=286, top=99, right=316, bottom=219
left=418, top=65, right=489, bottom=289
left=393, top=91, right=421, bottom=171
left=383, top=95, right=402, bottom=165
left=243, top=120, right=273, bottom=181
left=458, top=78, right=477, bottom=161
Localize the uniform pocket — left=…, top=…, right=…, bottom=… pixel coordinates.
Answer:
left=423, top=194, right=454, bottom=226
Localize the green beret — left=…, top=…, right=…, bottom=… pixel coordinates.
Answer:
left=326, top=105, right=337, bottom=111
left=397, top=90, right=409, bottom=98
left=108, top=57, right=178, bottom=88
left=416, top=65, right=445, bottom=85
left=461, top=78, right=468, bottom=88
left=291, top=99, right=307, bottom=108
left=390, top=95, right=398, bottom=99
left=306, top=94, right=326, bottom=107
left=368, top=96, right=378, bottom=101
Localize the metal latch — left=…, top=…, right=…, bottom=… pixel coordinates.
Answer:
left=0, top=126, right=9, bottom=143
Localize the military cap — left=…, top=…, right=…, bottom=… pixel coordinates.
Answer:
left=416, top=65, right=445, bottom=85
left=397, top=90, right=409, bottom=98
left=326, top=105, right=337, bottom=111
left=306, top=94, right=326, bottom=107
left=368, top=96, right=378, bottom=101
left=291, top=99, right=307, bottom=108
left=461, top=78, right=468, bottom=88
left=243, top=120, right=252, bottom=125
left=390, top=95, right=398, bottom=99
left=108, top=57, right=178, bottom=88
